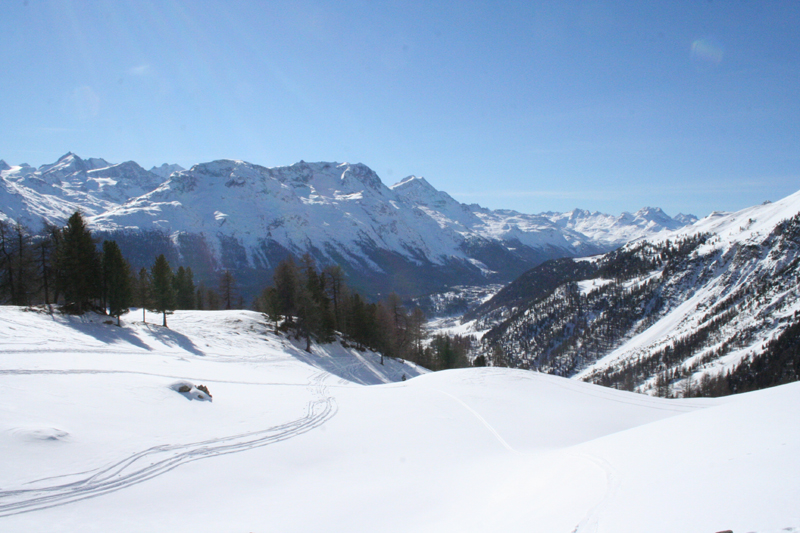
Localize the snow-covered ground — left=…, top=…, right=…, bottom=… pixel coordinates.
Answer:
left=1, top=306, right=798, bottom=532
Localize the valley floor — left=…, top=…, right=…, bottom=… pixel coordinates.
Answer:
left=0, top=307, right=798, bottom=532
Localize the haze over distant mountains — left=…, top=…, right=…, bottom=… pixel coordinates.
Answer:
left=0, top=152, right=697, bottom=298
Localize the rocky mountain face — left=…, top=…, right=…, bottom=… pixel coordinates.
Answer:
left=469, top=190, right=800, bottom=397
left=1, top=152, right=694, bottom=300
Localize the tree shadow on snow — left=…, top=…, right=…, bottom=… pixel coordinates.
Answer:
left=135, top=322, right=205, bottom=356
left=59, top=314, right=204, bottom=356
left=283, top=336, right=419, bottom=386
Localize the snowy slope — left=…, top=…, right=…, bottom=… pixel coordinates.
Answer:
left=472, top=187, right=800, bottom=396
left=577, top=190, right=800, bottom=386
left=1, top=306, right=797, bottom=532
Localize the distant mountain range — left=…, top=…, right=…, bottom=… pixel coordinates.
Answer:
left=0, top=152, right=696, bottom=299
left=468, top=188, right=800, bottom=396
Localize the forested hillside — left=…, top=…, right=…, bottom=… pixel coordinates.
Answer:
left=471, top=192, right=800, bottom=397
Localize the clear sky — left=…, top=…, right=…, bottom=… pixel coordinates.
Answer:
left=2, top=0, right=799, bottom=218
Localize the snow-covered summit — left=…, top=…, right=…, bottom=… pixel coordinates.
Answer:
left=542, top=205, right=687, bottom=247
left=674, top=212, right=699, bottom=225
left=0, top=153, right=165, bottom=228
left=148, top=163, right=185, bottom=179
left=37, top=152, right=111, bottom=184
left=392, top=175, right=483, bottom=230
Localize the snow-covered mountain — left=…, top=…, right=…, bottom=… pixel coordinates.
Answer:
left=0, top=152, right=164, bottom=227
left=148, top=163, right=185, bottom=179
left=543, top=206, right=695, bottom=247
left=1, top=152, right=694, bottom=298
left=469, top=188, right=800, bottom=396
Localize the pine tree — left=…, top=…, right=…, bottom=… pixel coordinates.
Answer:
left=150, top=254, right=176, bottom=327
left=43, top=222, right=64, bottom=304
left=195, top=283, right=205, bottom=310
left=323, top=264, right=346, bottom=331
left=33, top=232, right=55, bottom=307
left=0, top=220, right=14, bottom=303
left=58, top=212, right=101, bottom=313
left=102, top=240, right=132, bottom=326
left=273, top=258, right=299, bottom=324
left=408, top=307, right=427, bottom=364
left=219, top=270, right=236, bottom=310
left=173, top=266, right=196, bottom=310
left=11, top=223, right=34, bottom=306
left=296, top=254, right=333, bottom=349
left=133, top=267, right=151, bottom=323
left=205, top=286, right=220, bottom=310
left=255, top=285, right=283, bottom=332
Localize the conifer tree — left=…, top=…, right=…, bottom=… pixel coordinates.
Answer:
left=195, top=282, right=205, bottom=310
left=11, top=223, right=34, bottom=306
left=219, top=269, right=236, bottom=310
left=58, top=212, right=101, bottom=313
left=408, top=307, right=427, bottom=364
left=262, top=286, right=282, bottom=332
left=102, top=240, right=132, bottom=326
left=33, top=232, right=55, bottom=307
left=151, top=254, right=176, bottom=327
left=0, top=222, right=37, bottom=306
left=43, top=222, right=64, bottom=304
left=0, top=220, right=14, bottom=303
left=273, top=257, right=299, bottom=324
left=133, top=267, right=151, bottom=323
left=323, top=264, right=346, bottom=331
left=173, top=266, right=196, bottom=310
left=205, top=286, right=220, bottom=310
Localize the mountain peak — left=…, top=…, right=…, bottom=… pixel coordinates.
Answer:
left=340, top=162, right=383, bottom=190
left=391, top=175, right=435, bottom=192
left=674, top=213, right=698, bottom=226
left=0, top=159, right=10, bottom=171
left=149, top=163, right=185, bottom=179
left=634, top=206, right=665, bottom=216
left=57, top=151, right=79, bottom=163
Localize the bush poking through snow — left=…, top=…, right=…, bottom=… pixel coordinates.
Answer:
left=170, top=381, right=212, bottom=401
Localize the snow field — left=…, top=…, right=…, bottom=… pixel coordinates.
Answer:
left=1, top=306, right=798, bottom=532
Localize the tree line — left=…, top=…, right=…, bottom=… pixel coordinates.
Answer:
left=2, top=211, right=475, bottom=371
left=0, top=212, right=237, bottom=326
left=252, top=255, right=471, bottom=369
left=253, top=255, right=427, bottom=358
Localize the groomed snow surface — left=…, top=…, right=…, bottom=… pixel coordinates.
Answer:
left=1, top=307, right=797, bottom=532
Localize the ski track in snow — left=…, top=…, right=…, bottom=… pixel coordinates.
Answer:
left=0, top=370, right=337, bottom=517
left=427, top=387, right=518, bottom=454
left=0, top=368, right=315, bottom=388
left=570, top=452, right=619, bottom=533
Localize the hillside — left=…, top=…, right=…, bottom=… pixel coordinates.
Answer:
left=470, top=189, right=800, bottom=396
left=0, top=305, right=797, bottom=531
left=1, top=153, right=693, bottom=299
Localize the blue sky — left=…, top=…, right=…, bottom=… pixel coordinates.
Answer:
left=2, top=0, right=798, bottom=218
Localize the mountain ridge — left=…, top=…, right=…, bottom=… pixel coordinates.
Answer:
left=1, top=152, right=695, bottom=298
left=467, top=188, right=800, bottom=396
